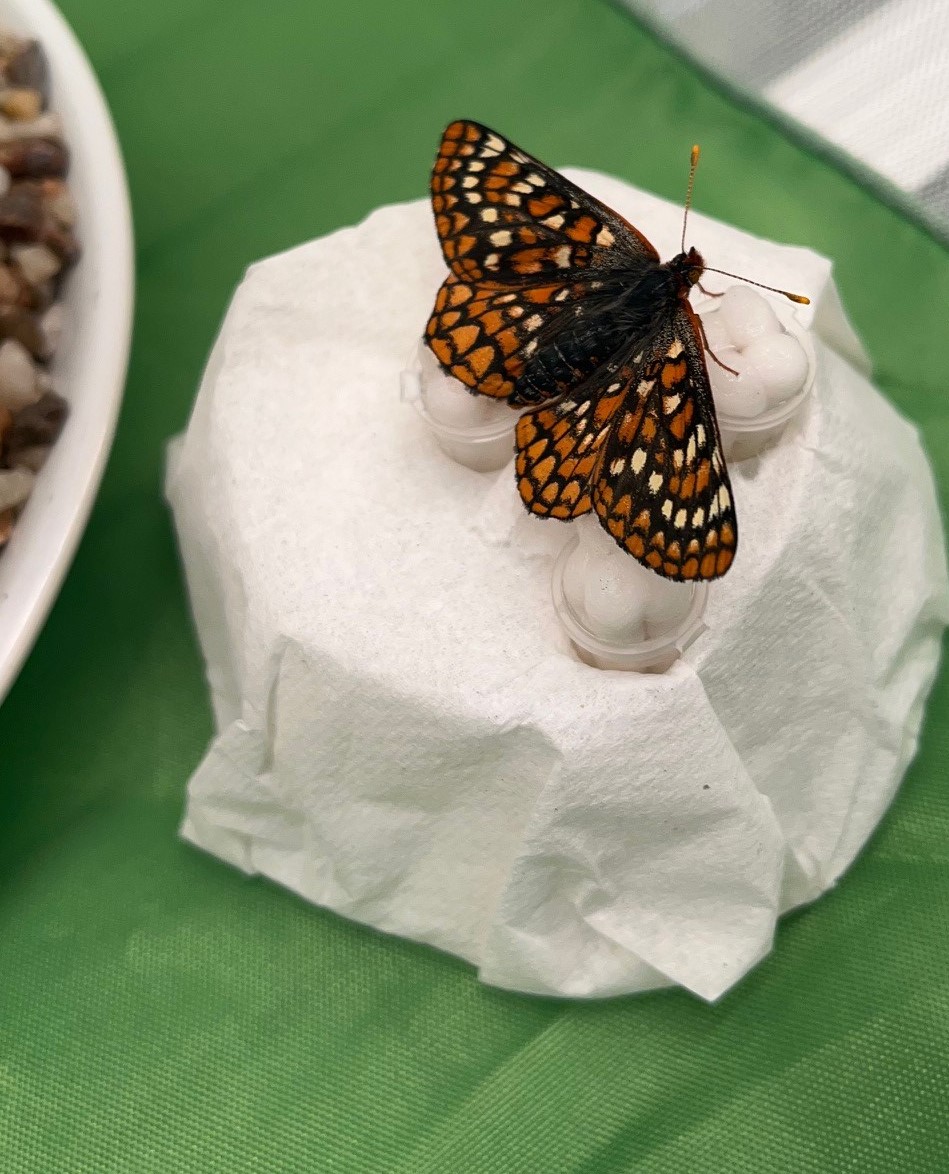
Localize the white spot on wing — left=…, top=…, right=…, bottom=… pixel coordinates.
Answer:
left=462, top=176, right=478, bottom=189
left=543, top=214, right=565, bottom=230
left=554, top=245, right=572, bottom=267
left=674, top=508, right=687, bottom=529
left=481, top=207, right=498, bottom=222
left=692, top=507, right=705, bottom=528
left=661, top=499, right=673, bottom=519
left=486, top=134, right=505, bottom=151
left=525, top=314, right=543, bottom=332
left=610, top=458, right=626, bottom=475
left=667, top=339, right=684, bottom=358
left=663, top=394, right=680, bottom=413
left=596, top=227, right=614, bottom=247
left=648, top=472, right=663, bottom=493
left=631, top=448, right=647, bottom=474
left=490, top=230, right=512, bottom=246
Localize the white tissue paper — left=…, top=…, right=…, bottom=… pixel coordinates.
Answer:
left=166, top=169, right=949, bottom=1001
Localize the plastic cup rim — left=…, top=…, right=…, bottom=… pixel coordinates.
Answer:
left=551, top=532, right=710, bottom=665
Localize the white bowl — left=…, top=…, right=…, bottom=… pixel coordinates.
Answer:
left=0, top=0, right=134, bottom=705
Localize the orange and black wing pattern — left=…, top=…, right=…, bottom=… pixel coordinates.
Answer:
left=425, top=120, right=658, bottom=405
left=515, top=304, right=737, bottom=580
left=423, top=120, right=738, bottom=581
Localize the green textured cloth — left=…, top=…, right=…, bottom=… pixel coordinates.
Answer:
left=2, top=1, right=948, bottom=1169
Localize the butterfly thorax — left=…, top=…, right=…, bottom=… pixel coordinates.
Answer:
left=662, top=247, right=705, bottom=296
left=513, top=248, right=705, bottom=405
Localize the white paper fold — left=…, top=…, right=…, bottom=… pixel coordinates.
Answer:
left=166, top=171, right=949, bottom=1000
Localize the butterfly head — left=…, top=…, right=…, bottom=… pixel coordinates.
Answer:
left=667, top=246, right=706, bottom=294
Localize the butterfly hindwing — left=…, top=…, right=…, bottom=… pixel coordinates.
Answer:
left=425, top=273, right=590, bottom=400
left=513, top=354, right=635, bottom=517
left=592, top=303, right=737, bottom=580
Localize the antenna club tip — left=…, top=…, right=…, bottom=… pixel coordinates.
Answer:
left=784, top=292, right=810, bottom=305
left=690, top=144, right=700, bottom=163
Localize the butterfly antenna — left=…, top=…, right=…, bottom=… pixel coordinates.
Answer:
left=681, top=144, right=700, bottom=254
left=702, top=267, right=810, bottom=304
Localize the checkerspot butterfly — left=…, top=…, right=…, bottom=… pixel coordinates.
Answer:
left=425, top=119, right=807, bottom=581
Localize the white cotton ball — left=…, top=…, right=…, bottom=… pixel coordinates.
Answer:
left=562, top=544, right=591, bottom=612
left=418, top=342, right=511, bottom=429
left=582, top=552, right=648, bottom=642
left=707, top=346, right=768, bottom=419
left=718, top=286, right=781, bottom=349
left=641, top=576, right=693, bottom=638
left=741, top=332, right=810, bottom=408
left=698, top=308, right=734, bottom=354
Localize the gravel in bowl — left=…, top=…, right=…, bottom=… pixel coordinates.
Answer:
left=0, top=29, right=75, bottom=551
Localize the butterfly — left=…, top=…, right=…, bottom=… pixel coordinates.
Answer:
left=425, top=120, right=805, bottom=581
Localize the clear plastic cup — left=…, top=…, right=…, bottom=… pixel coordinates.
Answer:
left=698, top=297, right=817, bottom=462
left=399, top=343, right=516, bottom=473
left=551, top=533, right=709, bottom=672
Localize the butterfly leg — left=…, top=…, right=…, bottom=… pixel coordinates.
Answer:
left=695, top=308, right=737, bottom=376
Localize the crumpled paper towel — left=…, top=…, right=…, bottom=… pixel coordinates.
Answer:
left=166, top=169, right=949, bottom=1001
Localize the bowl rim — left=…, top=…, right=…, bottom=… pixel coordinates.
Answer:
left=0, top=0, right=134, bottom=706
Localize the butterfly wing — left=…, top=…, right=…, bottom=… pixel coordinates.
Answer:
left=591, top=301, right=737, bottom=580
left=514, top=357, right=633, bottom=518
left=426, top=120, right=659, bottom=405
left=514, top=302, right=737, bottom=579
left=430, top=119, right=659, bottom=284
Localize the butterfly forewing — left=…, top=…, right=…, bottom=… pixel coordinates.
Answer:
left=430, top=119, right=658, bottom=286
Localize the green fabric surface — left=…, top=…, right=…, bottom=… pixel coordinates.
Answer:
left=2, top=1, right=948, bottom=1169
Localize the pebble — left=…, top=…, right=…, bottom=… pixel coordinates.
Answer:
left=0, top=110, right=63, bottom=144
left=39, top=302, right=62, bottom=355
left=10, top=443, right=48, bottom=472
left=41, top=178, right=74, bottom=227
left=0, top=337, right=36, bottom=410
left=12, top=241, right=60, bottom=286
left=0, top=465, right=34, bottom=510
left=5, top=390, right=68, bottom=450
left=0, top=262, right=18, bottom=303
left=1, top=88, right=41, bottom=122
